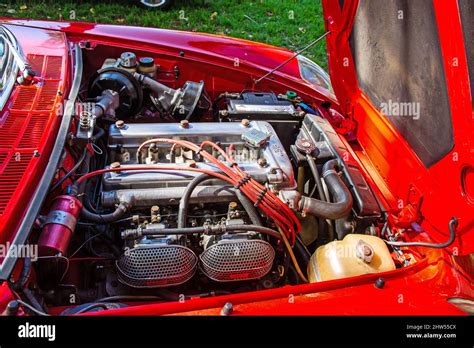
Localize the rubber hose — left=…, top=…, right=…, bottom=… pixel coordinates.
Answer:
left=235, top=189, right=263, bottom=226
left=80, top=202, right=129, bottom=223
left=294, top=237, right=311, bottom=264
left=385, top=217, right=458, bottom=248
left=299, top=159, right=353, bottom=220
left=76, top=151, right=93, bottom=196
left=306, top=154, right=334, bottom=241
left=49, top=147, right=88, bottom=193
left=178, top=174, right=213, bottom=228
left=178, top=174, right=263, bottom=228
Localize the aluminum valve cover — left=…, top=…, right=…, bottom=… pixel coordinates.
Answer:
left=104, top=121, right=296, bottom=190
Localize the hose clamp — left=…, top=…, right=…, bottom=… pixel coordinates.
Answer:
left=44, top=210, right=77, bottom=231
left=322, top=168, right=337, bottom=178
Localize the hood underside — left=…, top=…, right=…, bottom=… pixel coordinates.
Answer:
left=323, top=0, right=474, bottom=253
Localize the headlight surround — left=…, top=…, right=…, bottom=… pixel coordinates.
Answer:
left=297, top=55, right=333, bottom=93
left=0, top=26, right=18, bottom=112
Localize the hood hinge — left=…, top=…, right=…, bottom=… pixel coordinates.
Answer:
left=391, top=184, right=423, bottom=228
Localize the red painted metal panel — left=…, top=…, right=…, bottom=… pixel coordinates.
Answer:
left=0, top=25, right=67, bottom=250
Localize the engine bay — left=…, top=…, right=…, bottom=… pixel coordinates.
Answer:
left=27, top=49, right=415, bottom=313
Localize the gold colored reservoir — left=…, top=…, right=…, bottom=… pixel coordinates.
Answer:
left=307, top=234, right=396, bottom=282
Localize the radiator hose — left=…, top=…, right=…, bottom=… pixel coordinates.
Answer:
left=298, top=159, right=353, bottom=220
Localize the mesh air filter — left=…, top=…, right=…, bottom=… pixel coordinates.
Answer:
left=200, top=239, right=275, bottom=282
left=116, top=244, right=197, bottom=288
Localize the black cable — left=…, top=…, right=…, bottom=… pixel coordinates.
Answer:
left=306, top=154, right=327, bottom=201
left=66, top=142, right=80, bottom=162
left=94, top=295, right=163, bottom=302
left=235, top=189, right=262, bottom=226
left=22, top=288, right=46, bottom=315
left=179, top=174, right=263, bottom=228
left=385, top=217, right=458, bottom=248
left=178, top=174, right=213, bottom=228
left=10, top=257, right=31, bottom=291
left=81, top=193, right=101, bottom=214
left=294, top=236, right=311, bottom=264
left=80, top=202, right=129, bottom=224
left=75, top=150, right=93, bottom=196
left=49, top=147, right=88, bottom=193
left=15, top=300, right=49, bottom=316
left=155, top=289, right=232, bottom=301
left=8, top=257, right=48, bottom=314
left=91, top=135, right=108, bottom=210
left=73, top=303, right=111, bottom=314
left=94, top=291, right=232, bottom=304
left=91, top=126, right=105, bottom=143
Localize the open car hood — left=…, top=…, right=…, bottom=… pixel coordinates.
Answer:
left=322, top=0, right=474, bottom=254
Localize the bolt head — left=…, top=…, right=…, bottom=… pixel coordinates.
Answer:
left=294, top=110, right=306, bottom=118
left=110, top=162, right=121, bottom=169
left=257, top=157, right=268, bottom=167
left=180, top=119, right=190, bottom=128
left=219, top=110, right=229, bottom=118
left=241, top=118, right=250, bottom=127
left=115, top=120, right=125, bottom=129
left=374, top=277, right=385, bottom=289
left=221, top=302, right=234, bottom=316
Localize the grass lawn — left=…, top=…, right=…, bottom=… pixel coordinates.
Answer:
left=0, top=0, right=327, bottom=68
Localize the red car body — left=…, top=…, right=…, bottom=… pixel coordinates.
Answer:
left=0, top=0, right=472, bottom=315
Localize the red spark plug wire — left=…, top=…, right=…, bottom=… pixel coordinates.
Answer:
left=136, top=138, right=301, bottom=244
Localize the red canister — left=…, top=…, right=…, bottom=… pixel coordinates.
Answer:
left=38, top=195, right=83, bottom=256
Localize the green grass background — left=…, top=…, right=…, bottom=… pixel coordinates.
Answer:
left=0, top=0, right=327, bottom=68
